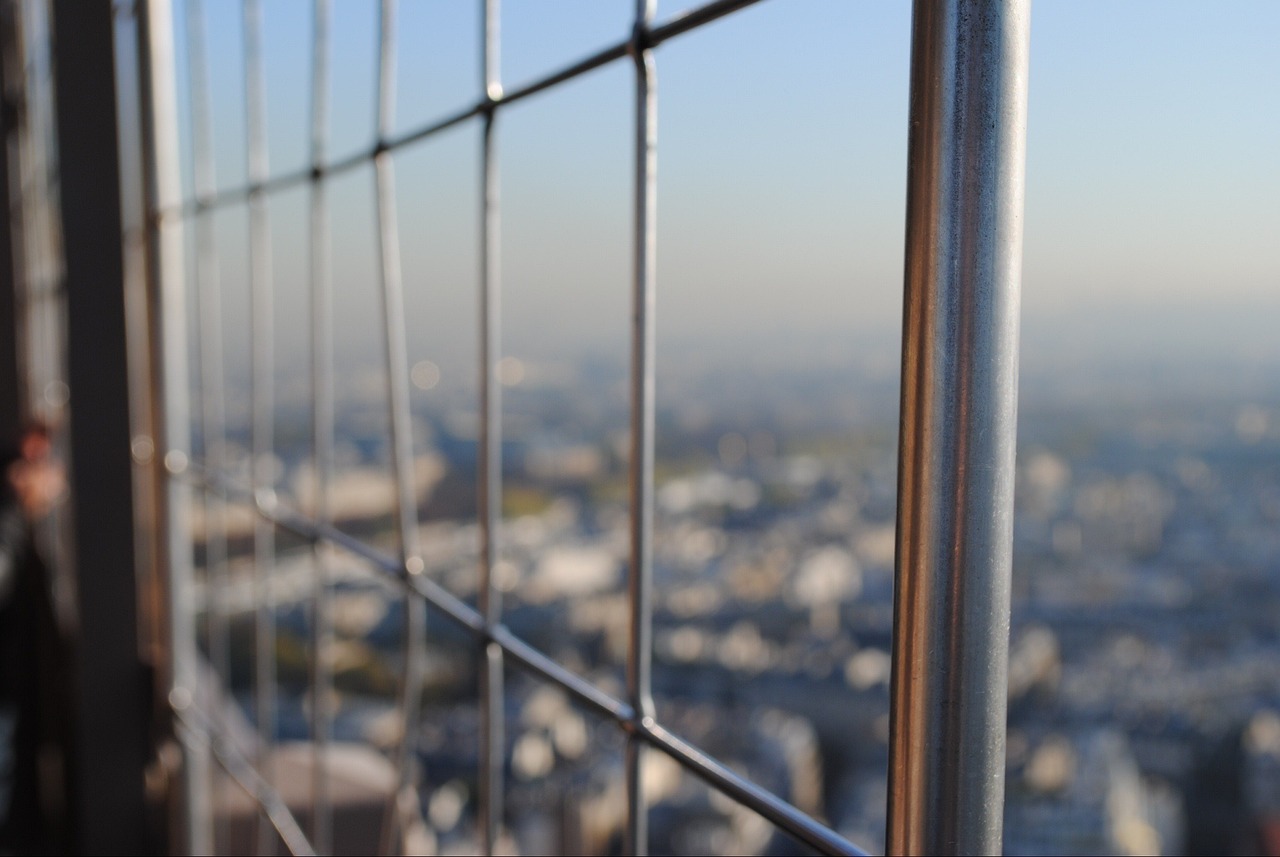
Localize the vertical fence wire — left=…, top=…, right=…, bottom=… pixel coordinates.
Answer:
left=477, top=0, right=505, bottom=852
left=15, top=0, right=40, bottom=398
left=17, top=0, right=65, bottom=444
left=0, top=3, right=22, bottom=441
left=243, top=1, right=278, bottom=852
left=183, top=0, right=231, bottom=849
left=625, top=1, right=659, bottom=854
left=4, top=1, right=36, bottom=439
left=307, top=0, right=334, bottom=852
left=0, top=2, right=28, bottom=435
left=14, top=0, right=36, bottom=408
left=370, top=2, right=428, bottom=852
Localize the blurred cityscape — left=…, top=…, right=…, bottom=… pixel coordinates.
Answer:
left=196, top=350, right=1280, bottom=856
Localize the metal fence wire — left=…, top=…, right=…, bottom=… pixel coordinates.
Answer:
left=114, top=0, right=1028, bottom=855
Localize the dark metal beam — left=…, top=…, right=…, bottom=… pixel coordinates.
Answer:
left=50, top=1, right=152, bottom=852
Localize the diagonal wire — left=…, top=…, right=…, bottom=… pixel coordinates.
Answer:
left=174, top=700, right=318, bottom=857
left=307, top=0, right=334, bottom=852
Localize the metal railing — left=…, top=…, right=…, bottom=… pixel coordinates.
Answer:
left=0, top=0, right=1030, bottom=854
left=888, top=2, right=1029, bottom=852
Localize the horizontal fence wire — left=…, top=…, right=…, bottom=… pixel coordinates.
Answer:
left=162, top=0, right=766, bottom=219
left=168, top=0, right=871, bottom=854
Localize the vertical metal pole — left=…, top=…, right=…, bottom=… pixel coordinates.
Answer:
left=243, top=2, right=278, bottom=851
left=0, top=4, right=19, bottom=443
left=137, top=0, right=209, bottom=851
left=49, top=1, right=151, bottom=852
left=308, top=1, right=334, bottom=852
left=625, top=2, right=657, bottom=855
left=116, top=0, right=166, bottom=739
left=371, top=3, right=427, bottom=853
left=885, top=1, right=1030, bottom=854
left=0, top=0, right=33, bottom=441
left=14, top=0, right=51, bottom=425
left=477, top=1, right=505, bottom=853
left=183, top=5, right=231, bottom=850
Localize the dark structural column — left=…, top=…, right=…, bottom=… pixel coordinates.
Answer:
left=50, top=1, right=152, bottom=852
left=887, top=0, right=1031, bottom=854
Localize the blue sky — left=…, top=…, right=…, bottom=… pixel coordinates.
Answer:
left=172, top=0, right=1280, bottom=382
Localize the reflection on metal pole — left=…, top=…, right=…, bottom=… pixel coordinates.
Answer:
left=887, top=0, right=1030, bottom=854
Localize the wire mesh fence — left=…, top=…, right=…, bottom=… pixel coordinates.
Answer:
left=2, top=0, right=1029, bottom=854
left=152, top=0, right=888, bottom=853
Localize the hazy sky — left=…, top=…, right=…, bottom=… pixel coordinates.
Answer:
left=173, top=0, right=1280, bottom=381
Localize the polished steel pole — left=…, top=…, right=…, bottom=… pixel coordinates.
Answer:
left=886, top=0, right=1030, bottom=854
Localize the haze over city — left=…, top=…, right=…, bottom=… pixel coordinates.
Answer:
left=170, top=0, right=1279, bottom=384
